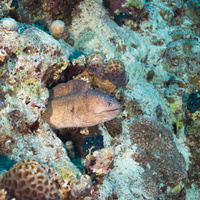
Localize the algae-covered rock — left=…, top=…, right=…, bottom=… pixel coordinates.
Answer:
left=0, top=20, right=83, bottom=199
left=0, top=22, right=73, bottom=167
left=0, top=0, right=199, bottom=199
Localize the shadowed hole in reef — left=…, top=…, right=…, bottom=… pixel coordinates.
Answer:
left=172, top=123, right=177, bottom=135
left=56, top=126, right=103, bottom=159
left=0, top=155, right=16, bottom=172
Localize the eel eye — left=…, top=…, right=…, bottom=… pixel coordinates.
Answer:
left=108, top=102, right=112, bottom=106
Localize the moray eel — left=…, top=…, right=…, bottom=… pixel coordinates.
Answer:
left=42, top=80, right=121, bottom=129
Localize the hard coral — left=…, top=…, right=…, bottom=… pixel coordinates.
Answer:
left=41, top=0, right=82, bottom=25
left=129, top=116, right=187, bottom=197
left=103, top=0, right=147, bottom=26
left=86, top=52, right=127, bottom=89
left=49, top=20, right=70, bottom=40
left=0, top=159, right=61, bottom=200
left=104, top=117, right=122, bottom=138
left=86, top=52, right=105, bottom=75
left=0, top=189, right=6, bottom=200
left=0, top=0, right=13, bottom=18
left=103, top=59, right=127, bottom=88
left=0, top=25, right=69, bottom=133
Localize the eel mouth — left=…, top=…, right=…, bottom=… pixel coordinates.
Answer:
left=102, top=107, right=122, bottom=116
left=105, top=107, right=121, bottom=113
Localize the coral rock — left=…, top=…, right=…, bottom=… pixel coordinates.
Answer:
left=0, top=159, right=61, bottom=200
left=86, top=52, right=127, bottom=90
left=86, top=52, right=105, bottom=75
left=103, top=59, right=127, bottom=88
left=49, top=20, right=70, bottom=40
left=86, top=146, right=114, bottom=175
left=1, top=18, right=19, bottom=31
left=71, top=175, right=92, bottom=198
left=129, top=116, right=187, bottom=195
left=104, top=118, right=122, bottom=138
left=0, top=189, right=6, bottom=200
left=0, top=49, right=8, bottom=64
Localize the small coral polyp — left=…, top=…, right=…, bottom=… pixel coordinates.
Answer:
left=0, top=159, right=61, bottom=200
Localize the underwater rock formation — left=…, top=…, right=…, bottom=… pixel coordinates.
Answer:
left=86, top=146, right=114, bottom=175
left=0, top=0, right=199, bottom=199
left=0, top=19, right=83, bottom=198
left=71, top=174, right=92, bottom=198
left=16, top=0, right=82, bottom=26
left=1, top=17, right=19, bottom=31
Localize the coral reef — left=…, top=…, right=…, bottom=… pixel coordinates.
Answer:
left=1, top=17, right=19, bottom=31
left=96, top=115, right=188, bottom=199
left=86, top=52, right=105, bottom=75
left=70, top=52, right=128, bottom=95
left=103, top=0, right=147, bottom=26
left=103, top=59, right=127, bottom=88
left=0, top=159, right=61, bottom=199
left=65, top=141, right=75, bottom=159
left=163, top=39, right=200, bottom=90
left=82, top=135, right=104, bottom=156
left=49, top=20, right=70, bottom=40
left=0, top=189, right=6, bottom=200
left=130, top=116, right=187, bottom=190
left=0, top=49, right=8, bottom=64
left=86, top=52, right=127, bottom=89
left=0, top=24, right=68, bottom=131
left=15, top=0, right=82, bottom=26
left=0, top=0, right=14, bottom=18
left=0, top=0, right=200, bottom=199
left=187, top=91, right=200, bottom=113
left=104, top=118, right=122, bottom=138
left=71, top=175, right=92, bottom=198
left=86, top=147, right=114, bottom=175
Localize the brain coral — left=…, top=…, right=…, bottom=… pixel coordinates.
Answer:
left=0, top=159, right=61, bottom=200
left=86, top=52, right=127, bottom=89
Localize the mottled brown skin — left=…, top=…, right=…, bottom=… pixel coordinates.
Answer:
left=42, top=80, right=121, bottom=129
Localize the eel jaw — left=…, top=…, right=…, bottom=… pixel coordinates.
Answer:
left=99, top=107, right=122, bottom=120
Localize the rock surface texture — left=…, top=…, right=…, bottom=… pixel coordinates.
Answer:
left=0, top=0, right=200, bottom=199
